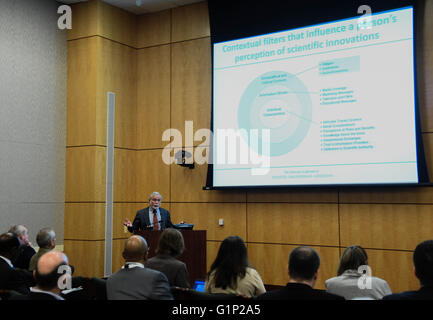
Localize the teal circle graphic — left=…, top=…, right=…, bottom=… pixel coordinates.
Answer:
left=238, top=71, right=312, bottom=157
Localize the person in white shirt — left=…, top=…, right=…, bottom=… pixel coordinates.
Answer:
left=325, top=245, right=391, bottom=300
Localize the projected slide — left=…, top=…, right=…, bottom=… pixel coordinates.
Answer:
left=238, top=70, right=312, bottom=156
left=212, top=7, right=418, bottom=187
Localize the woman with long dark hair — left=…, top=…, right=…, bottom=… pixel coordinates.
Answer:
left=205, top=236, right=265, bottom=297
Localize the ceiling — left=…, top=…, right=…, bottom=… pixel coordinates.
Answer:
left=58, top=0, right=204, bottom=15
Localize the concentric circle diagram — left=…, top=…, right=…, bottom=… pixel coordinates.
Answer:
left=238, top=71, right=312, bottom=157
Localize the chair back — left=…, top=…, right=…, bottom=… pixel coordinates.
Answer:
left=171, top=286, right=249, bottom=300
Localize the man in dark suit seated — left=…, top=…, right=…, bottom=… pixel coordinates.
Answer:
left=8, top=225, right=36, bottom=270
left=0, top=233, right=35, bottom=296
left=123, top=192, right=175, bottom=231
left=383, top=239, right=433, bottom=300
left=106, top=235, right=173, bottom=300
left=257, top=246, right=344, bottom=300
left=12, top=250, right=71, bottom=300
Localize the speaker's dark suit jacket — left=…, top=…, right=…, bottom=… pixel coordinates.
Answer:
left=257, top=283, right=345, bottom=300
left=128, top=207, right=174, bottom=232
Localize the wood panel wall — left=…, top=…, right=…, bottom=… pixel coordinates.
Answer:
left=65, top=0, right=137, bottom=277
left=65, top=0, right=433, bottom=293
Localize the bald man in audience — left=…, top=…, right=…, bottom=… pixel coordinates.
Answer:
left=12, top=250, right=70, bottom=300
left=107, top=235, right=173, bottom=300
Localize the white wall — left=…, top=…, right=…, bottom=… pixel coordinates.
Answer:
left=0, top=0, right=66, bottom=244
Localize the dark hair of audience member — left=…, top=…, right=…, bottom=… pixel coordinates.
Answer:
left=413, top=240, right=433, bottom=287
left=156, top=228, right=185, bottom=258
left=289, top=246, right=320, bottom=280
left=336, top=245, right=368, bottom=276
left=0, top=233, right=22, bottom=259
left=207, top=236, right=250, bottom=290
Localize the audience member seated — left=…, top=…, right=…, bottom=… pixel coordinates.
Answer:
left=0, top=233, right=34, bottom=295
left=8, top=225, right=36, bottom=270
left=383, top=240, right=433, bottom=300
left=145, top=228, right=190, bottom=288
left=257, top=246, right=345, bottom=300
left=107, top=235, right=173, bottom=300
left=12, top=250, right=70, bottom=300
left=325, top=245, right=391, bottom=300
left=205, top=236, right=266, bottom=298
left=29, top=228, right=56, bottom=271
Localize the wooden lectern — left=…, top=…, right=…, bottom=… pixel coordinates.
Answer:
left=134, top=229, right=206, bottom=286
